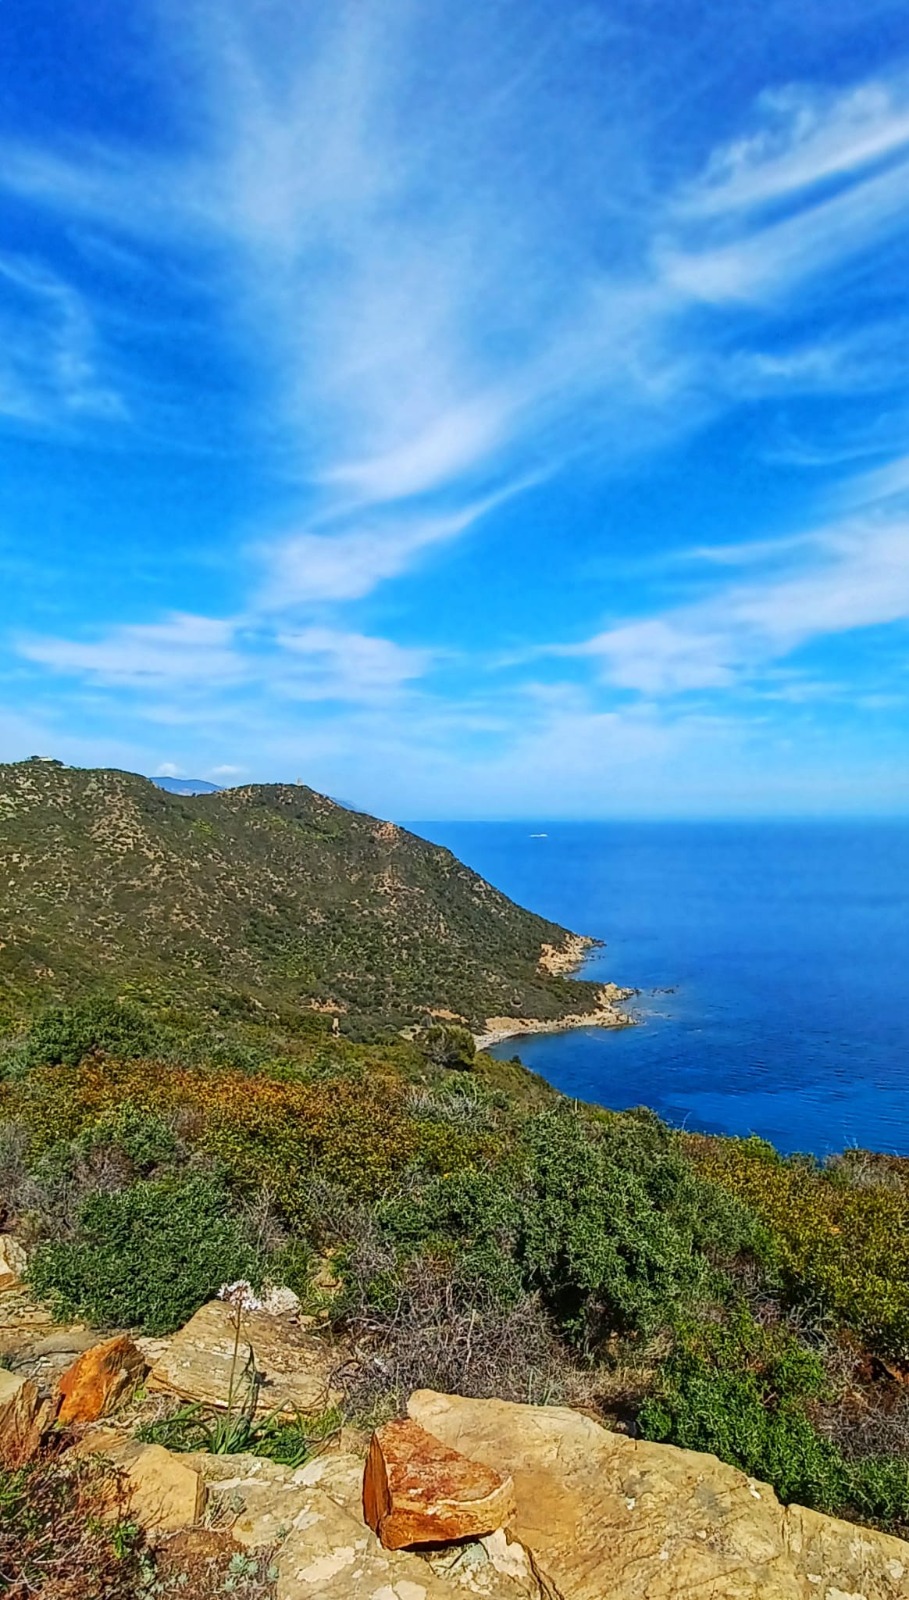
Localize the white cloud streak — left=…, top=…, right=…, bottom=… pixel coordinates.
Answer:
left=555, top=515, right=909, bottom=695
left=0, top=253, right=123, bottom=423
left=680, top=80, right=909, bottom=217
left=18, top=614, right=244, bottom=690
left=255, top=480, right=536, bottom=608
left=17, top=612, right=432, bottom=706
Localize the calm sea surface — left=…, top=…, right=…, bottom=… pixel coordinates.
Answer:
left=408, top=821, right=909, bottom=1159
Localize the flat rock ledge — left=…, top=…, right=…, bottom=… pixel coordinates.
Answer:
left=148, top=1298, right=339, bottom=1415
left=363, top=1416, right=517, bottom=1549
left=409, top=1390, right=909, bottom=1600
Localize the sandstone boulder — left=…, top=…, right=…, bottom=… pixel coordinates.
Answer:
left=0, top=1369, right=57, bottom=1467
left=259, top=1283, right=302, bottom=1317
left=184, top=1447, right=366, bottom=1549
left=122, top=1443, right=206, bottom=1534
left=74, top=1431, right=205, bottom=1533
left=364, top=1416, right=516, bottom=1549
left=0, top=1288, right=66, bottom=1371
left=0, top=1234, right=27, bottom=1290
left=148, top=1299, right=338, bottom=1415
left=409, top=1389, right=909, bottom=1600
left=56, top=1333, right=146, bottom=1424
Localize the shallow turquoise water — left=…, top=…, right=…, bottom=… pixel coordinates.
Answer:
left=408, top=821, right=909, bottom=1158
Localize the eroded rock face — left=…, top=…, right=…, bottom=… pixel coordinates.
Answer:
left=56, top=1333, right=146, bottom=1424
left=363, top=1417, right=516, bottom=1550
left=0, top=1369, right=57, bottom=1467
left=147, top=1299, right=339, bottom=1415
left=408, top=1390, right=909, bottom=1600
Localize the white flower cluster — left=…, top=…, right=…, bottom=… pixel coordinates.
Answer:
left=218, top=1279, right=263, bottom=1312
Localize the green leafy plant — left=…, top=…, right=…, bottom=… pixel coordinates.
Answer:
left=639, top=1310, right=909, bottom=1530
left=517, top=1108, right=773, bottom=1345
left=11, top=997, right=166, bottom=1072
left=28, top=1174, right=260, bottom=1334
left=415, top=1024, right=477, bottom=1071
left=139, top=1398, right=341, bottom=1468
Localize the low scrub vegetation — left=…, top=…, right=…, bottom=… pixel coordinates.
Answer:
left=0, top=1451, right=150, bottom=1599
left=3, top=1000, right=909, bottom=1538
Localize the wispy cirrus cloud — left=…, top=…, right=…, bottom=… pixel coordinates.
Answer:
left=549, top=512, right=909, bottom=696
left=274, top=626, right=430, bottom=698
left=678, top=79, right=909, bottom=217
left=18, top=614, right=244, bottom=690
left=0, top=254, right=123, bottom=424
left=17, top=611, right=432, bottom=706
left=255, top=479, right=539, bottom=608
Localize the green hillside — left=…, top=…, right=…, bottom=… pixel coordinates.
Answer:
left=0, top=759, right=599, bottom=1034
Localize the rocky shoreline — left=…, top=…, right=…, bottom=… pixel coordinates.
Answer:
left=475, top=984, right=637, bottom=1051
left=536, top=932, right=601, bottom=976
left=476, top=930, right=637, bottom=1049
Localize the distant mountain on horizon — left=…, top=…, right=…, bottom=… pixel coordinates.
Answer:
left=150, top=775, right=359, bottom=806
left=151, top=776, right=223, bottom=795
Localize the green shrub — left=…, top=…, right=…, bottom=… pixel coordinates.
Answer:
left=687, top=1134, right=909, bottom=1360
left=641, top=1361, right=847, bottom=1508
left=349, top=1109, right=773, bottom=1352
left=518, top=1109, right=772, bottom=1344
left=849, top=1456, right=909, bottom=1529
left=266, top=1236, right=315, bottom=1303
left=74, top=1102, right=180, bottom=1174
left=415, top=1023, right=477, bottom=1071
left=28, top=1174, right=259, bottom=1334
left=11, top=997, right=165, bottom=1073
left=639, top=1310, right=909, bottom=1529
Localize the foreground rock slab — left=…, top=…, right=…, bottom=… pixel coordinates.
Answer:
left=122, top=1442, right=206, bottom=1533
left=183, top=1449, right=535, bottom=1599
left=364, top=1416, right=516, bottom=1549
left=148, top=1299, right=338, bottom=1415
left=56, top=1333, right=146, bottom=1424
left=409, top=1389, right=909, bottom=1600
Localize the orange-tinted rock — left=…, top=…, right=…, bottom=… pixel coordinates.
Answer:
left=0, top=1370, right=58, bottom=1467
left=363, top=1417, right=516, bottom=1550
left=57, top=1333, right=146, bottom=1424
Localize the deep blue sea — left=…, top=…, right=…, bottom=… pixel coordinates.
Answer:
left=408, top=821, right=909, bottom=1159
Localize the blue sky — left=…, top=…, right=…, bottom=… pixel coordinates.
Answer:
left=1, top=0, right=908, bottom=817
